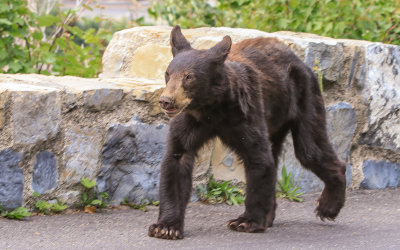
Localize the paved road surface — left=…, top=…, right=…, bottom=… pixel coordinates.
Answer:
left=1, top=188, right=399, bottom=249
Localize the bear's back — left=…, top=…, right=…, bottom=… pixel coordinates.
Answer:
left=228, top=37, right=302, bottom=74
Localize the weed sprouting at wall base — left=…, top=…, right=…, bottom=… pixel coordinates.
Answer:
left=0, top=204, right=31, bottom=220
left=197, top=175, right=245, bottom=205
left=276, top=164, right=304, bottom=202
left=80, top=177, right=109, bottom=210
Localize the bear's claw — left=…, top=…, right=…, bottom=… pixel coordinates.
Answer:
left=148, top=223, right=183, bottom=240
left=227, top=217, right=266, bottom=233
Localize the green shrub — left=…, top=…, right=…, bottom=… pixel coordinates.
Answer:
left=149, top=0, right=400, bottom=45
left=0, top=0, right=139, bottom=77
left=80, top=177, right=109, bottom=209
left=0, top=204, right=31, bottom=220
left=197, top=175, right=245, bottom=205
left=276, top=164, right=303, bottom=202
left=35, top=200, right=68, bottom=215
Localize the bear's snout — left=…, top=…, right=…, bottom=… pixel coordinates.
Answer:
left=159, top=96, right=175, bottom=111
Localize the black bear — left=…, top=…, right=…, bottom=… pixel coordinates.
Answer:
left=148, top=26, right=346, bottom=240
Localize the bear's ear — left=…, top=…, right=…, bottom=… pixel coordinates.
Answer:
left=170, top=25, right=192, bottom=57
left=207, top=36, right=232, bottom=64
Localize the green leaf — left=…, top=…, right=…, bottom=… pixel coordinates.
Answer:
left=0, top=3, right=10, bottom=13
left=51, top=202, right=67, bottom=212
left=81, top=192, right=88, bottom=203
left=81, top=177, right=96, bottom=189
left=8, top=61, right=23, bottom=72
left=3, top=207, right=31, bottom=220
left=32, top=31, right=43, bottom=41
left=0, top=18, right=12, bottom=26
left=41, top=52, right=56, bottom=64
left=100, top=192, right=109, bottom=199
left=90, top=199, right=103, bottom=206
left=36, top=15, right=61, bottom=27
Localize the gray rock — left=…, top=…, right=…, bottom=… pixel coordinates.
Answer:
left=32, top=151, right=58, bottom=194
left=222, top=152, right=235, bottom=169
left=304, top=42, right=345, bottom=83
left=83, top=89, right=123, bottom=112
left=358, top=44, right=400, bottom=153
left=12, top=91, right=60, bottom=145
left=360, top=160, right=400, bottom=189
left=61, top=127, right=103, bottom=187
left=0, top=149, right=23, bottom=210
left=97, top=117, right=168, bottom=204
left=57, top=191, right=80, bottom=205
left=279, top=103, right=357, bottom=193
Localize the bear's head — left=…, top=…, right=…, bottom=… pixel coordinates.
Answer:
left=159, top=25, right=232, bottom=118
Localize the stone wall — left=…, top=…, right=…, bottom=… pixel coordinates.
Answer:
left=1, top=26, right=399, bottom=210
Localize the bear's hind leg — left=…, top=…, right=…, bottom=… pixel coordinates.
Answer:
left=291, top=119, right=346, bottom=221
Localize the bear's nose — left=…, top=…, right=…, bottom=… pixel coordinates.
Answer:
left=159, top=96, right=174, bottom=110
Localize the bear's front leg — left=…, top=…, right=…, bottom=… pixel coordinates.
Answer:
left=148, top=150, right=195, bottom=240
left=148, top=114, right=212, bottom=240
left=227, top=160, right=277, bottom=233
left=224, top=131, right=277, bottom=233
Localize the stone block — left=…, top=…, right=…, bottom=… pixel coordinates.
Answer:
left=304, top=42, right=345, bottom=83
left=97, top=117, right=168, bottom=204
left=83, top=89, right=124, bottom=112
left=360, top=160, right=400, bottom=189
left=57, top=191, right=80, bottom=205
left=97, top=115, right=215, bottom=204
left=358, top=44, right=400, bottom=153
left=124, top=44, right=171, bottom=80
left=12, top=91, right=60, bottom=145
left=32, top=151, right=58, bottom=194
left=0, top=149, right=23, bottom=210
left=61, top=127, right=103, bottom=187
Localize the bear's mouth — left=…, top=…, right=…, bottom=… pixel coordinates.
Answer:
left=163, top=107, right=179, bottom=116
left=162, top=102, right=190, bottom=118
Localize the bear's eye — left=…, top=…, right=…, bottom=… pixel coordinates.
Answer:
left=165, top=71, right=170, bottom=83
left=185, top=74, right=194, bottom=81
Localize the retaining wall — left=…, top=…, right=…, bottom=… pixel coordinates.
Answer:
left=0, top=26, right=399, bottom=210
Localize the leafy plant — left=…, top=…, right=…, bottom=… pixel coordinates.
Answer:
left=0, top=0, right=142, bottom=77
left=313, top=59, right=324, bottom=92
left=149, top=0, right=400, bottom=45
left=35, top=200, right=67, bottom=215
left=81, top=177, right=96, bottom=189
left=276, top=164, right=303, bottom=202
left=35, top=200, right=52, bottom=215
left=197, top=175, right=245, bottom=205
left=0, top=204, right=31, bottom=220
left=80, top=177, right=109, bottom=210
left=49, top=201, right=68, bottom=213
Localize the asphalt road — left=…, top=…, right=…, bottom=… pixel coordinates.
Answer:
left=1, top=188, right=399, bottom=250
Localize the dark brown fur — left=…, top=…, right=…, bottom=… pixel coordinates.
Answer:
left=149, top=26, right=346, bottom=240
